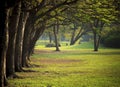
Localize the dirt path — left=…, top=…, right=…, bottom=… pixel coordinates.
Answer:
left=39, top=59, right=81, bottom=64
left=32, top=49, right=82, bottom=64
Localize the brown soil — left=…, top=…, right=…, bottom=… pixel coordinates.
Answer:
left=33, top=49, right=82, bottom=64
left=39, top=59, right=81, bottom=64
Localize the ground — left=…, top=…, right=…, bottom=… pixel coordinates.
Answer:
left=8, top=42, right=120, bottom=87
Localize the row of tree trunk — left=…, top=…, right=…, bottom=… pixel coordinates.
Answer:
left=0, top=1, right=46, bottom=87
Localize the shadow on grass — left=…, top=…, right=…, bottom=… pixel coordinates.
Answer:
left=72, top=52, right=120, bottom=55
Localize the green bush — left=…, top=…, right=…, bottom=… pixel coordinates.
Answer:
left=103, top=35, right=120, bottom=48
left=45, top=43, right=61, bottom=47
left=101, top=28, right=120, bottom=48
left=45, top=43, right=56, bottom=47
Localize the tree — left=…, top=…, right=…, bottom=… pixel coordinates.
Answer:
left=57, top=2, right=92, bottom=45
left=21, top=0, right=78, bottom=66
left=77, top=0, right=117, bottom=51
left=69, top=22, right=91, bottom=45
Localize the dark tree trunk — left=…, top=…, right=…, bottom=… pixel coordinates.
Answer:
left=22, top=15, right=34, bottom=67
left=93, top=32, right=98, bottom=51
left=70, top=35, right=82, bottom=45
left=22, top=27, right=31, bottom=67
left=93, top=32, right=101, bottom=51
left=70, top=27, right=76, bottom=45
left=22, top=9, right=43, bottom=67
left=28, top=22, right=46, bottom=60
left=53, top=24, right=60, bottom=51
left=70, top=23, right=89, bottom=45
left=0, top=8, right=9, bottom=87
left=96, top=36, right=101, bottom=51
left=15, top=12, right=29, bottom=72
left=48, top=32, right=52, bottom=43
left=6, top=2, right=21, bottom=77
left=92, top=20, right=104, bottom=51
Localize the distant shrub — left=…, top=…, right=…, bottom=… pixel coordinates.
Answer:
left=45, top=43, right=56, bottom=47
left=45, top=43, right=61, bottom=47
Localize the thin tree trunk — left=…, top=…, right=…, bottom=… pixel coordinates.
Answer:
left=93, top=32, right=98, bottom=51
left=53, top=24, right=60, bottom=51
left=92, top=20, right=104, bottom=51
left=70, top=28, right=76, bottom=45
left=28, top=22, right=46, bottom=60
left=48, top=32, right=52, bottom=43
left=70, top=22, right=89, bottom=45
left=93, top=33, right=101, bottom=51
left=96, top=35, right=101, bottom=51
left=6, top=2, right=21, bottom=77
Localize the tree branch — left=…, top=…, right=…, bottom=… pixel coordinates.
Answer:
left=35, top=0, right=78, bottom=20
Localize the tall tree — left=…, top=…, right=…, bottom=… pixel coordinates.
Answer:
left=57, top=2, right=91, bottom=45
left=78, top=0, right=117, bottom=51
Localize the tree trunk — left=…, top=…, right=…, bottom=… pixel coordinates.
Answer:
left=70, top=28, right=76, bottom=45
left=22, top=28, right=30, bottom=67
left=93, top=32, right=101, bottom=51
left=70, top=22, right=89, bottom=45
left=48, top=32, right=52, bottom=43
left=93, top=32, right=98, bottom=51
left=28, top=22, right=46, bottom=60
left=0, top=8, right=9, bottom=87
left=22, top=16, right=33, bottom=67
left=92, top=19, right=104, bottom=51
left=53, top=24, right=60, bottom=51
left=6, top=2, right=21, bottom=77
left=15, top=12, right=29, bottom=72
left=96, top=35, right=101, bottom=51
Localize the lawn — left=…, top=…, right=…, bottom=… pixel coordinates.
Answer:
left=8, top=41, right=120, bottom=87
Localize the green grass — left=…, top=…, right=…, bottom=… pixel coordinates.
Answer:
left=8, top=41, right=120, bottom=87
left=35, top=40, right=105, bottom=50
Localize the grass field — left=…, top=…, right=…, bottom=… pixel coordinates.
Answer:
left=9, top=41, right=120, bottom=87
